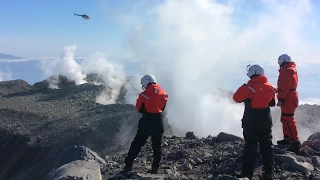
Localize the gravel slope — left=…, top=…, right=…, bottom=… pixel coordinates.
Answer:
left=0, top=79, right=319, bottom=180
left=0, top=79, right=148, bottom=179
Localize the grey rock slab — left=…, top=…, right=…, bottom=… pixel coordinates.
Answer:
left=55, top=146, right=106, bottom=169
left=48, top=160, right=102, bottom=180
left=216, top=132, right=244, bottom=143
left=275, top=154, right=314, bottom=173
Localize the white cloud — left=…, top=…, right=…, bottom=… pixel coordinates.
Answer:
left=120, top=0, right=319, bottom=137
left=38, top=46, right=132, bottom=105
left=81, top=52, right=128, bottom=105
left=0, top=67, right=12, bottom=82
left=38, top=46, right=86, bottom=88
left=299, top=98, right=320, bottom=105
left=0, top=59, right=37, bottom=63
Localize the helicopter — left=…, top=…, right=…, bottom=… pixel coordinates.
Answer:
left=74, top=12, right=90, bottom=20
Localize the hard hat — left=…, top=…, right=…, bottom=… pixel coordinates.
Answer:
left=278, top=54, right=292, bottom=66
left=246, top=64, right=264, bottom=78
left=141, top=74, right=157, bottom=89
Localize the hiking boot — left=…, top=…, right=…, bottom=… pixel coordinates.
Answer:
left=121, top=165, right=132, bottom=174
left=123, top=160, right=133, bottom=172
left=263, top=172, right=273, bottom=180
left=287, top=141, right=301, bottom=154
left=147, top=164, right=159, bottom=174
left=277, top=140, right=292, bottom=147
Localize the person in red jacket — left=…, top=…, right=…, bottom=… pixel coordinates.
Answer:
left=233, top=64, right=276, bottom=180
left=122, top=74, right=168, bottom=174
left=276, top=54, right=301, bottom=153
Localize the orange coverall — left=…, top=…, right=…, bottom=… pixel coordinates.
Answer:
left=277, top=62, right=299, bottom=142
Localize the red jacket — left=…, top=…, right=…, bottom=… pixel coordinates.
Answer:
left=277, top=62, right=298, bottom=102
left=136, top=84, right=168, bottom=114
left=233, top=75, right=276, bottom=109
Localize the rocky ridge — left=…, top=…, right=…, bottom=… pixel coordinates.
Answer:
left=0, top=78, right=320, bottom=180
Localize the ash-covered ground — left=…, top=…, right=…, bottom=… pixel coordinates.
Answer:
left=0, top=77, right=320, bottom=180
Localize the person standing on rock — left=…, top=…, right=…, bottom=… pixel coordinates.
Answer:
left=233, top=64, right=276, bottom=180
left=123, top=74, right=168, bottom=174
left=276, top=54, right=301, bottom=153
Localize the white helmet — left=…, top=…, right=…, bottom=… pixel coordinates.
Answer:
left=278, top=54, right=292, bottom=66
left=141, top=74, right=157, bottom=89
left=246, top=64, right=264, bottom=78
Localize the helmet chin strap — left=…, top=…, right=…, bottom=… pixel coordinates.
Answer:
left=279, top=61, right=288, bottom=68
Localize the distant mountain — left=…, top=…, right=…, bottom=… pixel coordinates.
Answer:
left=0, top=53, right=22, bottom=59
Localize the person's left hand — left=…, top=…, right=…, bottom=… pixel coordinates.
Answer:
left=277, top=101, right=283, bottom=106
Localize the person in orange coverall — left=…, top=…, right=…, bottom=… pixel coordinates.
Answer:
left=123, top=74, right=168, bottom=174
left=233, top=64, right=276, bottom=180
left=276, top=54, right=301, bottom=153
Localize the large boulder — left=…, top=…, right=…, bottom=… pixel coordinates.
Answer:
left=308, top=132, right=320, bottom=141
left=216, top=132, right=244, bottom=143
left=48, top=146, right=105, bottom=180
left=303, top=132, right=320, bottom=151
left=54, top=146, right=106, bottom=169
left=48, top=160, right=102, bottom=180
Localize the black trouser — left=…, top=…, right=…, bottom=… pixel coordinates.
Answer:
left=124, top=114, right=164, bottom=170
left=242, top=128, right=274, bottom=177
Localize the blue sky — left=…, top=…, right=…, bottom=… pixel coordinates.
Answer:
left=0, top=0, right=135, bottom=57
left=1, top=0, right=320, bottom=58
left=1, top=0, right=320, bottom=139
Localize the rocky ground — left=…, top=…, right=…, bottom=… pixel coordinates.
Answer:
left=0, top=77, right=320, bottom=180
left=102, top=132, right=320, bottom=180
